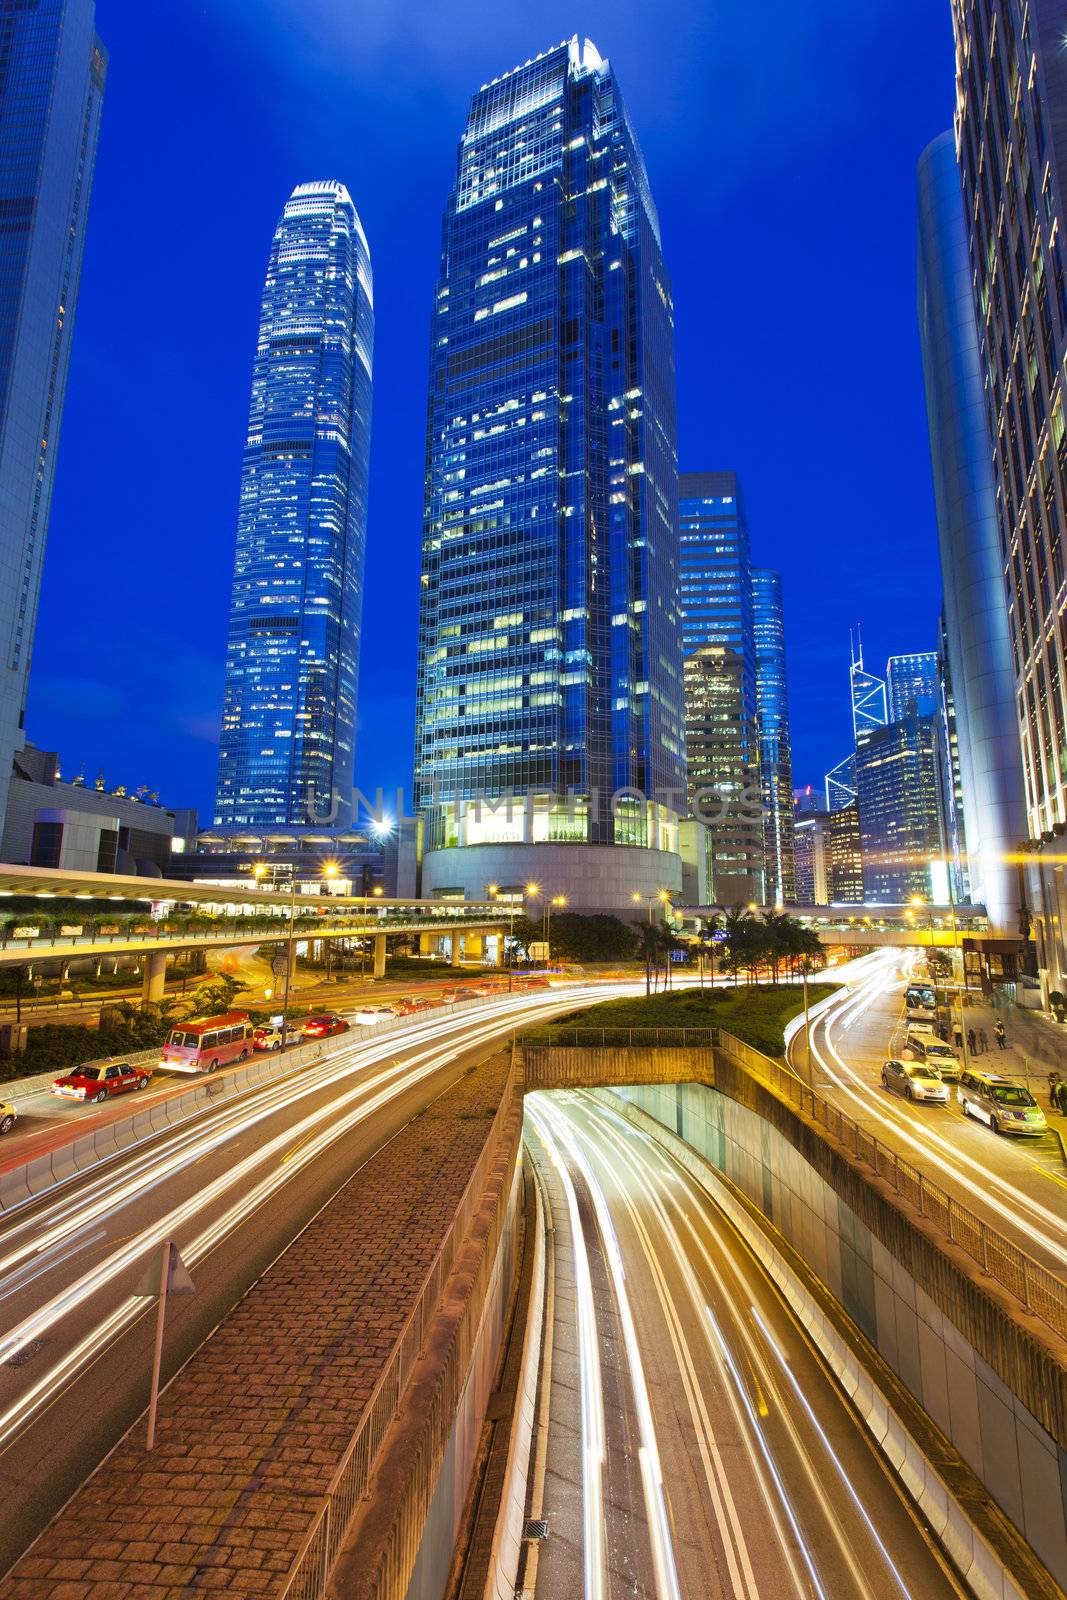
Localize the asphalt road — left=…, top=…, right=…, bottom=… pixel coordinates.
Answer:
left=525, top=1090, right=966, bottom=1600
left=791, top=953, right=1067, bottom=1279
left=0, top=982, right=629, bottom=1578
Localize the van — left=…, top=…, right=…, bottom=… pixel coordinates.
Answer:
left=957, top=1070, right=1047, bottom=1136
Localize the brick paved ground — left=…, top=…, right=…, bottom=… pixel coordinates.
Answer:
left=0, top=1055, right=512, bottom=1600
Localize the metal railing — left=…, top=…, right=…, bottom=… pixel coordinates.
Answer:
left=522, top=1025, right=718, bottom=1049
left=715, top=1029, right=1067, bottom=1341
left=277, top=1061, right=523, bottom=1600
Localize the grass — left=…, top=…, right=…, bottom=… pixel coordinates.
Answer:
left=536, top=981, right=838, bottom=1059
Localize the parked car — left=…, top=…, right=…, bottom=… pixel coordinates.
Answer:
left=958, top=1070, right=1047, bottom=1135
left=390, top=998, right=430, bottom=1017
left=253, top=1026, right=285, bottom=1052
left=0, top=1101, right=16, bottom=1134
left=301, top=1014, right=350, bottom=1039
left=901, top=1026, right=938, bottom=1058
left=920, top=1040, right=961, bottom=1082
left=881, top=1059, right=948, bottom=1103
left=353, top=1007, right=392, bottom=1027
left=52, top=1062, right=151, bottom=1104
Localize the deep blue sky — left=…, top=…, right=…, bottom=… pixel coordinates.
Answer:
left=30, top=0, right=955, bottom=820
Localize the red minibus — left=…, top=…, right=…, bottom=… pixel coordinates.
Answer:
left=158, top=1011, right=254, bottom=1074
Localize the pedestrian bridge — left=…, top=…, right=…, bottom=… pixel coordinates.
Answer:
left=674, top=901, right=995, bottom=948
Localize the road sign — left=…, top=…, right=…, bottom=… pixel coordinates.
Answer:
left=271, top=951, right=289, bottom=977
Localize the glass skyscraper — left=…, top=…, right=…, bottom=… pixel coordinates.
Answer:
left=752, top=568, right=796, bottom=904
left=678, top=472, right=763, bottom=903
left=0, top=0, right=105, bottom=829
left=855, top=709, right=945, bottom=903
left=886, top=651, right=939, bottom=721
left=214, top=182, right=373, bottom=836
left=413, top=39, right=685, bottom=910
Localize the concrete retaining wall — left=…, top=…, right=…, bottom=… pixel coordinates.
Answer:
left=617, top=1078, right=1067, bottom=1588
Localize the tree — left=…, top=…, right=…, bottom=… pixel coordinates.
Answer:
left=718, top=905, right=758, bottom=986
left=188, top=973, right=243, bottom=1017
left=635, top=922, right=661, bottom=996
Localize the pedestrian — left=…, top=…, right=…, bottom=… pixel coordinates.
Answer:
left=952, top=1021, right=964, bottom=1050
left=967, top=1027, right=977, bottom=1056
left=994, top=1019, right=1007, bottom=1050
left=978, top=1027, right=989, bottom=1054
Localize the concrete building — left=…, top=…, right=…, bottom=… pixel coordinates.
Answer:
left=682, top=646, right=764, bottom=905
left=0, top=1, right=105, bottom=827
left=214, top=183, right=373, bottom=836
left=1, top=745, right=195, bottom=875
left=828, top=802, right=864, bottom=903
left=753, top=568, right=797, bottom=904
left=917, top=126, right=1030, bottom=942
left=413, top=39, right=685, bottom=912
left=794, top=807, right=830, bottom=905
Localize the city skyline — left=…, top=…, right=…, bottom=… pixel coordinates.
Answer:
left=23, top=0, right=954, bottom=822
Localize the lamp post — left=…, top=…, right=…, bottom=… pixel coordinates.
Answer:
left=546, top=894, right=566, bottom=967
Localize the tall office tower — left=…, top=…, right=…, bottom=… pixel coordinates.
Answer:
left=936, top=614, right=970, bottom=901
left=413, top=39, right=686, bottom=911
left=854, top=709, right=945, bottom=902
left=678, top=471, right=763, bottom=902
left=828, top=803, right=864, bottom=902
left=917, top=125, right=1030, bottom=943
left=683, top=646, right=764, bottom=904
left=886, top=651, right=939, bottom=720
left=793, top=808, right=831, bottom=904
left=752, top=568, right=796, bottom=903
left=0, top=1, right=105, bottom=832
left=214, top=183, right=373, bottom=836
left=824, top=632, right=888, bottom=811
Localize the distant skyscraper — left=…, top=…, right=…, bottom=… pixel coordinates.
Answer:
left=0, top=0, right=105, bottom=830
left=683, top=645, right=764, bottom=905
left=949, top=4, right=1067, bottom=983
left=793, top=808, right=830, bottom=904
left=752, top=568, right=796, bottom=904
left=678, top=472, right=763, bottom=903
left=886, top=651, right=939, bottom=721
left=214, top=182, right=373, bottom=835
left=413, top=39, right=685, bottom=910
left=854, top=709, right=945, bottom=903
left=828, top=803, right=864, bottom=903
left=824, top=632, right=887, bottom=812
left=917, top=125, right=1029, bottom=941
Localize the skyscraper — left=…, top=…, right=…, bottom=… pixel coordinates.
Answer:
left=413, top=39, right=686, bottom=910
left=678, top=472, right=763, bottom=903
left=886, top=651, right=939, bottom=721
left=0, top=0, right=105, bottom=829
left=752, top=568, right=796, bottom=903
left=917, top=125, right=1030, bottom=941
left=214, top=182, right=373, bottom=836
left=949, top=5, right=1067, bottom=982
left=854, top=708, right=945, bottom=903
left=824, top=633, right=887, bottom=811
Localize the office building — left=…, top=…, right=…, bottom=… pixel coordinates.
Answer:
left=753, top=568, right=796, bottom=904
left=0, top=0, right=106, bottom=832
left=214, top=182, right=374, bottom=836
left=678, top=473, right=756, bottom=663
left=682, top=645, right=764, bottom=904
left=824, top=633, right=887, bottom=811
left=949, top=5, right=1067, bottom=982
left=854, top=709, right=945, bottom=903
left=917, top=125, right=1030, bottom=942
left=886, top=651, right=939, bottom=721
left=794, top=808, right=830, bottom=905
left=412, top=39, right=686, bottom=911
left=828, top=802, right=864, bottom=902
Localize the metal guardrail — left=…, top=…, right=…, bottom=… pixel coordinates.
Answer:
left=277, top=1060, right=522, bottom=1600
left=714, top=1028, right=1067, bottom=1342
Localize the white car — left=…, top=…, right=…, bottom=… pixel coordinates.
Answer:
left=353, top=1007, right=392, bottom=1027
left=881, top=1059, right=948, bottom=1103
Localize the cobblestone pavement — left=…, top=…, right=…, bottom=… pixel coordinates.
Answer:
left=0, top=1055, right=511, bottom=1599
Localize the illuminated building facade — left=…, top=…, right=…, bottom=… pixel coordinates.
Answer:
left=752, top=567, right=796, bottom=903
left=886, top=651, right=939, bottom=720
left=214, top=183, right=373, bottom=835
left=0, top=0, right=105, bottom=829
left=683, top=645, right=764, bottom=905
left=413, top=39, right=686, bottom=910
left=854, top=709, right=945, bottom=902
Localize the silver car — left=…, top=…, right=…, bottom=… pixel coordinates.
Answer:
left=881, top=1059, right=948, bottom=1103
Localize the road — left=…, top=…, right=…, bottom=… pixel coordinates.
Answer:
left=0, top=982, right=626, bottom=1577
left=791, top=953, right=1067, bottom=1279
left=524, top=1089, right=965, bottom=1600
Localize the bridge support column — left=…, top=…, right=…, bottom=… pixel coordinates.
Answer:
left=451, top=935, right=462, bottom=967
left=142, top=951, right=167, bottom=1005
left=373, top=934, right=387, bottom=980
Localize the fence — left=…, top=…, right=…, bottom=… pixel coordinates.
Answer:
left=523, top=1025, right=718, bottom=1049
left=277, top=1060, right=523, bottom=1600
left=714, top=1028, right=1067, bottom=1342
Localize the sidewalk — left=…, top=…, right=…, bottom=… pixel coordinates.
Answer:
left=950, top=992, right=1067, bottom=1079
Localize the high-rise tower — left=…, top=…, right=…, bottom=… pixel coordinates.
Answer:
left=0, top=0, right=105, bottom=828
left=214, top=183, right=373, bottom=835
left=752, top=568, right=797, bottom=904
left=413, top=39, right=685, bottom=911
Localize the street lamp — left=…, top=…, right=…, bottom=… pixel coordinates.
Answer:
left=546, top=893, right=566, bottom=966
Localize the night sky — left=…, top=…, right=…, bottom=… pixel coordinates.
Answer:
left=30, top=0, right=956, bottom=824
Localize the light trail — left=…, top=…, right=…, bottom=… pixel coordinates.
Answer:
left=528, top=1095, right=682, bottom=1600
left=0, top=985, right=635, bottom=1456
